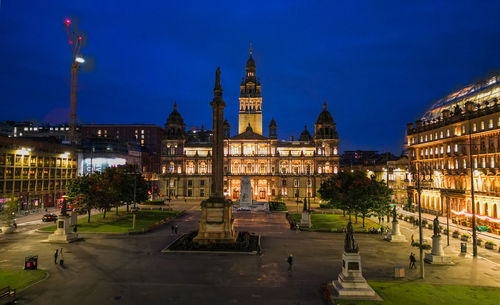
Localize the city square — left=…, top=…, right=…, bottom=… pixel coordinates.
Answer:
left=1, top=1, right=500, bottom=304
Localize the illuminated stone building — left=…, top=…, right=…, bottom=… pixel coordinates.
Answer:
left=407, top=75, right=500, bottom=231
left=160, top=52, right=340, bottom=201
left=0, top=136, right=78, bottom=207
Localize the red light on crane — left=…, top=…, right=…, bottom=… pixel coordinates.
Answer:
left=64, top=18, right=71, bottom=26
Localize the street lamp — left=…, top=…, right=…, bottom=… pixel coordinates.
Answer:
left=414, top=162, right=425, bottom=279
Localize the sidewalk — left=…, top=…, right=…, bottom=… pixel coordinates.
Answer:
left=398, top=207, right=500, bottom=243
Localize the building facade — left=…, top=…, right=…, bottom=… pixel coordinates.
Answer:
left=406, top=75, right=500, bottom=233
left=80, top=124, right=164, bottom=175
left=0, top=136, right=78, bottom=208
left=160, top=52, right=340, bottom=202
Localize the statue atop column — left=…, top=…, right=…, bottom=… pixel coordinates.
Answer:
left=215, top=66, right=221, bottom=90
left=433, top=215, right=440, bottom=236
left=344, top=220, right=359, bottom=253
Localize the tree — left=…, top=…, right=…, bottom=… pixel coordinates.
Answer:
left=318, top=171, right=392, bottom=227
left=318, top=170, right=371, bottom=220
left=0, top=197, right=18, bottom=227
left=355, top=176, right=392, bottom=227
left=67, top=175, right=95, bottom=222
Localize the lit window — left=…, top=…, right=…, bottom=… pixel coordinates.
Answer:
left=490, top=157, right=495, bottom=168
left=454, top=144, right=458, bottom=152
left=447, top=129, right=450, bottom=137
left=425, top=135, right=428, bottom=141
left=482, top=158, right=486, bottom=168
left=463, top=159, right=467, bottom=169
left=462, top=125, right=465, bottom=133
left=24, top=127, right=28, bottom=131
left=411, top=138, right=415, bottom=144
left=489, top=119, right=493, bottom=129
left=425, top=149, right=428, bottom=156
left=447, top=145, right=450, bottom=153
left=473, top=123, right=477, bottom=132
left=455, top=159, right=458, bottom=169
left=141, top=130, right=144, bottom=134
left=430, top=134, right=433, bottom=141
left=474, top=158, right=478, bottom=168
left=481, top=121, right=485, bottom=130
left=420, top=136, right=423, bottom=142
left=440, top=131, right=443, bottom=138
left=440, top=146, right=444, bottom=154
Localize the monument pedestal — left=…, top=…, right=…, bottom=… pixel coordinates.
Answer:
left=300, top=210, right=311, bottom=228
left=329, top=252, right=381, bottom=301
left=425, top=235, right=453, bottom=265
left=387, top=221, right=406, bottom=243
left=48, top=215, right=78, bottom=243
left=193, top=197, right=237, bottom=245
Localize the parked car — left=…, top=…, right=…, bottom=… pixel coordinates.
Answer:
left=42, top=214, right=58, bottom=222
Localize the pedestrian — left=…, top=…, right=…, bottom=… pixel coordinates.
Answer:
left=411, top=234, right=415, bottom=246
left=59, top=248, right=64, bottom=266
left=409, top=252, right=416, bottom=269
left=287, top=254, right=293, bottom=271
left=175, top=225, right=178, bottom=234
left=13, top=220, right=17, bottom=229
left=54, top=249, right=59, bottom=264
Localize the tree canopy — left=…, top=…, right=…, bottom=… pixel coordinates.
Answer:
left=318, top=170, right=392, bottom=227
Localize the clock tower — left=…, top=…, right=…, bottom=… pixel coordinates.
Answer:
left=238, top=46, right=263, bottom=135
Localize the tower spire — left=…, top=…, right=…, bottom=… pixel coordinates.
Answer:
left=249, top=42, right=253, bottom=56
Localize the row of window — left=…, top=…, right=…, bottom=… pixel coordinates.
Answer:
left=0, top=167, right=76, bottom=179
left=416, top=156, right=496, bottom=171
left=410, top=117, right=500, bottom=145
left=0, top=179, right=72, bottom=193
left=0, top=154, right=76, bottom=167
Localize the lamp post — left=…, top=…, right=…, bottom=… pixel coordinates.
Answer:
left=415, top=162, right=424, bottom=279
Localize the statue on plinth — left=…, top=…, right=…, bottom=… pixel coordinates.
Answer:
left=303, top=197, right=308, bottom=212
left=433, top=216, right=440, bottom=236
left=344, top=220, right=359, bottom=253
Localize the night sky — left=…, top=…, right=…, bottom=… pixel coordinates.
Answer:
left=1, top=1, right=499, bottom=154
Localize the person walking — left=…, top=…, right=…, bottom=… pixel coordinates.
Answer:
left=411, top=234, right=415, bottom=246
left=409, top=252, right=416, bottom=269
left=59, top=248, right=64, bottom=266
left=174, top=225, right=178, bottom=234
left=54, top=249, right=59, bottom=264
left=287, top=254, right=293, bottom=271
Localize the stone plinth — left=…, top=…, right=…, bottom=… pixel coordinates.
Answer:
left=300, top=210, right=311, bottom=227
left=193, top=197, right=237, bottom=245
left=329, top=252, right=381, bottom=301
left=425, top=235, right=453, bottom=265
left=48, top=215, right=78, bottom=243
left=388, top=221, right=407, bottom=243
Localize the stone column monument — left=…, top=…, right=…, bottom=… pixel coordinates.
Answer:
left=239, top=176, right=252, bottom=208
left=193, top=67, right=237, bottom=245
left=424, top=216, right=453, bottom=265
left=387, top=206, right=406, bottom=243
left=329, top=221, right=381, bottom=301
left=48, top=198, right=78, bottom=243
left=300, top=198, right=311, bottom=228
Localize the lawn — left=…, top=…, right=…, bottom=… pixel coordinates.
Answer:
left=334, top=281, right=500, bottom=305
left=0, top=269, right=46, bottom=291
left=39, top=210, right=180, bottom=233
left=290, top=213, right=382, bottom=232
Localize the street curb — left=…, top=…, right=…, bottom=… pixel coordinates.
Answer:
left=18, top=269, right=50, bottom=293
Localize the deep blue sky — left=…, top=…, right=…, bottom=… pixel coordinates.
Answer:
left=1, top=1, right=499, bottom=154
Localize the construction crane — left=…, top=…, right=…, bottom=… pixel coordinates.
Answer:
left=64, top=18, right=85, bottom=145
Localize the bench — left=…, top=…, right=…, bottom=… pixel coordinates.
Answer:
left=0, top=286, right=16, bottom=304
